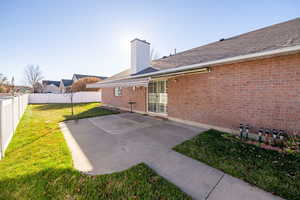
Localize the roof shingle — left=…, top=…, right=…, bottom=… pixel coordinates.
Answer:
left=104, top=18, right=300, bottom=81
left=151, top=18, right=300, bottom=70
left=42, top=80, right=60, bottom=87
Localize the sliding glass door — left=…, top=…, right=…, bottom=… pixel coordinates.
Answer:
left=148, top=80, right=167, bottom=114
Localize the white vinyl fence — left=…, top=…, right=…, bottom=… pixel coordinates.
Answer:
left=29, top=91, right=101, bottom=104
left=0, top=94, right=29, bottom=159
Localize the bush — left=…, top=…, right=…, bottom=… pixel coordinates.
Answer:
left=72, top=77, right=101, bottom=92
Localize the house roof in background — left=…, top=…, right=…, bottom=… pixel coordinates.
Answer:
left=42, top=80, right=60, bottom=87
left=61, top=79, right=73, bottom=86
left=73, top=74, right=107, bottom=80
left=151, top=17, right=300, bottom=70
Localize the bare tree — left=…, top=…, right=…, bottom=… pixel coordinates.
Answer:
left=24, top=65, right=43, bottom=93
left=150, top=48, right=160, bottom=60
left=0, top=73, right=8, bottom=93
left=0, top=73, right=8, bottom=86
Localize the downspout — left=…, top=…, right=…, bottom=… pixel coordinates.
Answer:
left=145, top=86, right=148, bottom=113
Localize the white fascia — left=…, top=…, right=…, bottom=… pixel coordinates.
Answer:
left=132, top=45, right=300, bottom=78
left=88, top=45, right=300, bottom=88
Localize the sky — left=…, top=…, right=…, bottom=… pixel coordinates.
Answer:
left=1, top=0, right=299, bottom=85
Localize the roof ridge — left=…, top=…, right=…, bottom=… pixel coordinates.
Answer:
left=153, top=17, right=300, bottom=61
left=106, top=17, right=300, bottom=80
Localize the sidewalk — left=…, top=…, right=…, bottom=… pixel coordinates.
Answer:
left=60, top=113, right=284, bottom=200
left=147, top=150, right=284, bottom=200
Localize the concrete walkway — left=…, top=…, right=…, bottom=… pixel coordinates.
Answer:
left=60, top=113, right=283, bottom=200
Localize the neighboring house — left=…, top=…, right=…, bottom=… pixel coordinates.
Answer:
left=72, top=74, right=107, bottom=83
left=42, top=80, right=60, bottom=93
left=88, top=18, right=300, bottom=135
left=59, top=79, right=73, bottom=93
left=15, top=86, right=33, bottom=93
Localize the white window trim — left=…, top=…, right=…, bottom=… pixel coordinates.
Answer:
left=114, top=87, right=122, bottom=96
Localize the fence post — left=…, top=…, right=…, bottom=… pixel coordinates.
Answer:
left=18, top=95, right=21, bottom=119
left=0, top=95, right=29, bottom=160
left=0, top=100, right=3, bottom=159
left=12, top=97, right=14, bottom=134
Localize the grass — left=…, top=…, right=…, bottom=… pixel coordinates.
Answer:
left=173, top=129, right=300, bottom=200
left=0, top=103, right=190, bottom=200
left=32, top=103, right=119, bottom=120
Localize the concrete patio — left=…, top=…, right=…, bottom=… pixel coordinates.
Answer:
left=60, top=113, right=283, bottom=200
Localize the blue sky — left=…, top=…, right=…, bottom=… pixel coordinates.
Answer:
left=1, top=0, right=299, bottom=85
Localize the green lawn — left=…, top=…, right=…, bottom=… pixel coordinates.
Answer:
left=173, top=129, right=300, bottom=200
left=0, top=103, right=190, bottom=200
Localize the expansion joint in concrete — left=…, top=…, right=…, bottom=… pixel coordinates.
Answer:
left=205, top=173, right=225, bottom=200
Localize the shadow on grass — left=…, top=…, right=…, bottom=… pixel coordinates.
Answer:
left=63, top=107, right=119, bottom=121
left=33, top=103, right=99, bottom=111
left=0, top=168, right=78, bottom=200
left=0, top=164, right=191, bottom=200
left=5, top=132, right=53, bottom=156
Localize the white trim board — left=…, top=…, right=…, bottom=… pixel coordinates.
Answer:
left=89, top=45, right=300, bottom=86
left=131, top=45, right=300, bottom=79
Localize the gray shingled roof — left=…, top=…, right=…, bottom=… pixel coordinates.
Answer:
left=151, top=18, right=300, bottom=70
left=106, top=18, right=300, bottom=80
left=74, top=74, right=107, bottom=80
left=42, top=80, right=60, bottom=87
left=131, top=67, right=159, bottom=75
left=105, top=68, right=132, bottom=81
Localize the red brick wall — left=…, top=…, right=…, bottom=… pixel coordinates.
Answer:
left=168, top=53, right=300, bottom=134
left=102, top=86, right=147, bottom=112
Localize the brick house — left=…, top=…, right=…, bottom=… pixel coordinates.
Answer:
left=88, top=18, right=300, bottom=135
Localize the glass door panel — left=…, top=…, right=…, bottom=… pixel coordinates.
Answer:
left=148, top=80, right=167, bottom=114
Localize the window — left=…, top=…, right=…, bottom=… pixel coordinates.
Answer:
left=148, top=80, right=167, bottom=114
left=114, top=87, right=122, bottom=96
